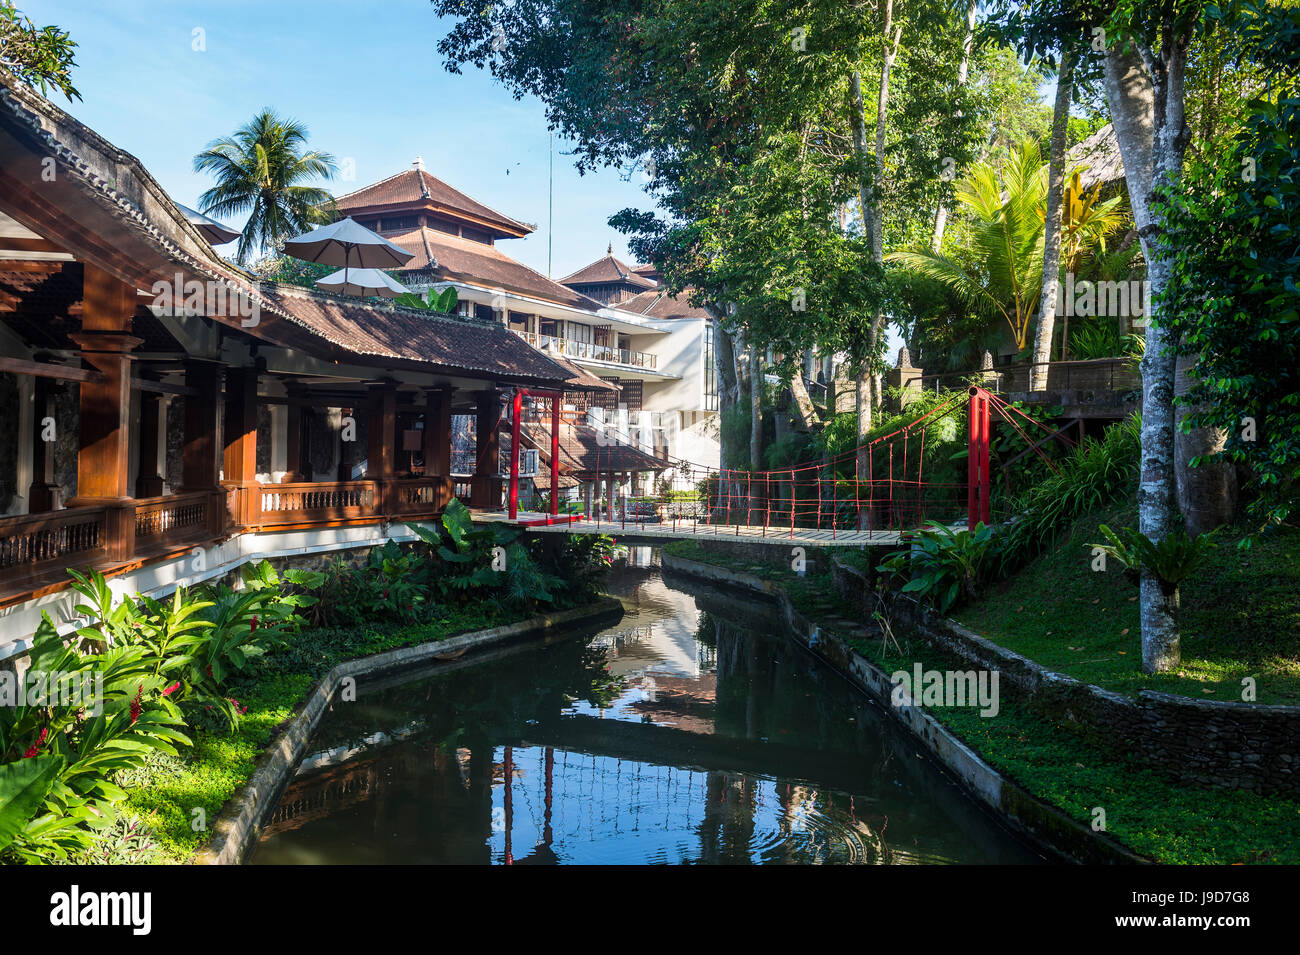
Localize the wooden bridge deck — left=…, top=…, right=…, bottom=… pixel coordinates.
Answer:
left=470, top=510, right=906, bottom=547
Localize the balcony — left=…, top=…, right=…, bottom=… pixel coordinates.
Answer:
left=513, top=330, right=658, bottom=371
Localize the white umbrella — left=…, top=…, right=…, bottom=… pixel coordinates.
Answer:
left=316, top=267, right=410, bottom=299
left=176, top=203, right=240, bottom=245
left=282, top=217, right=414, bottom=278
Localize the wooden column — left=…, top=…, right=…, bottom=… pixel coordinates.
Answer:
left=422, top=386, right=453, bottom=476
left=283, top=383, right=306, bottom=483
left=68, top=265, right=141, bottom=562
left=470, top=387, right=501, bottom=508
left=28, top=373, right=62, bottom=512
left=181, top=360, right=222, bottom=490
left=135, top=383, right=165, bottom=498
left=223, top=365, right=258, bottom=525
left=367, top=380, right=397, bottom=514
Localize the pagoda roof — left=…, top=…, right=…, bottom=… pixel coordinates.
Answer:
left=559, top=251, right=658, bottom=290
left=333, top=166, right=533, bottom=239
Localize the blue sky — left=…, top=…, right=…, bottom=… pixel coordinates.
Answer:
left=24, top=0, right=651, bottom=280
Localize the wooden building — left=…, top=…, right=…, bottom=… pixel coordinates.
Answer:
left=0, top=70, right=598, bottom=636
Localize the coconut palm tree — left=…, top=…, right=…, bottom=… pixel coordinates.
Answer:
left=193, top=109, right=337, bottom=265
left=887, top=140, right=1048, bottom=354
left=888, top=139, right=1125, bottom=360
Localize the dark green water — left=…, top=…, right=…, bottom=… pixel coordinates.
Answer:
left=250, top=560, right=1041, bottom=865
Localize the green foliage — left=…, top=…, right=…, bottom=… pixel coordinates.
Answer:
left=193, top=109, right=337, bottom=264
left=0, top=1, right=79, bottom=100
left=394, top=286, right=459, bottom=313
left=877, top=520, right=999, bottom=613
left=1000, top=415, right=1141, bottom=571
left=1156, top=0, right=1300, bottom=528
left=1091, top=524, right=1218, bottom=596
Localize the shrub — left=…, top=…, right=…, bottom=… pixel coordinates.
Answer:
left=999, top=414, right=1141, bottom=572
left=877, top=520, right=999, bottom=613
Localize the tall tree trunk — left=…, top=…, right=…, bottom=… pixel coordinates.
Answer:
left=712, top=310, right=740, bottom=472
left=1103, top=33, right=1191, bottom=674
left=850, top=1, right=902, bottom=481
left=1175, top=352, right=1237, bottom=534
left=1030, top=50, right=1075, bottom=392
left=930, top=0, right=978, bottom=251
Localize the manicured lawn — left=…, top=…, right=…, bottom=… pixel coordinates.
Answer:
left=957, top=503, right=1300, bottom=704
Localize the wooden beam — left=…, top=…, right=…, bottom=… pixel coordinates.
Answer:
left=0, top=355, right=101, bottom=383
left=0, top=236, right=67, bottom=254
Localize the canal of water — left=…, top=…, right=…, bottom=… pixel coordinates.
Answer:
left=250, top=552, right=1042, bottom=864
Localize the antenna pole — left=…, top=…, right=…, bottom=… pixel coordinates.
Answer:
left=548, top=129, right=554, bottom=278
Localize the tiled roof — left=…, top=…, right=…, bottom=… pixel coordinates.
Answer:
left=386, top=227, right=603, bottom=311
left=617, top=287, right=713, bottom=320
left=256, top=283, right=581, bottom=385
left=519, top=421, right=665, bottom=477
left=333, top=167, right=532, bottom=237
left=559, top=253, right=657, bottom=289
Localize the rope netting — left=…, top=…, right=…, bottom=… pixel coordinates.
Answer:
left=579, top=391, right=972, bottom=538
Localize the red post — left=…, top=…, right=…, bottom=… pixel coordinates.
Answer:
left=967, top=386, right=991, bottom=530
left=509, top=389, right=522, bottom=520
left=550, top=394, right=560, bottom=516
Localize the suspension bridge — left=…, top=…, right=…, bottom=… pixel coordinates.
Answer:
left=481, top=386, right=1071, bottom=548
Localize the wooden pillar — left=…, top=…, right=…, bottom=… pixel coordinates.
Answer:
left=367, top=381, right=397, bottom=514
left=28, top=373, right=62, bottom=512
left=135, top=384, right=165, bottom=498
left=423, top=386, right=452, bottom=476
left=68, top=265, right=141, bottom=562
left=181, top=359, right=222, bottom=490
left=471, top=387, right=501, bottom=508
left=283, top=383, right=305, bottom=483
left=223, top=365, right=258, bottom=525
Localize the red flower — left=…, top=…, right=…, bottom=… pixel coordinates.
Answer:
left=250, top=614, right=259, bottom=633
left=129, top=684, right=142, bottom=724
left=228, top=697, right=248, bottom=716
left=162, top=682, right=181, bottom=697
left=22, top=726, right=48, bottom=758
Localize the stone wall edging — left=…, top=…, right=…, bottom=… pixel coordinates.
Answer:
left=191, top=595, right=625, bottom=865
left=831, top=556, right=1300, bottom=796
left=661, top=550, right=1146, bottom=864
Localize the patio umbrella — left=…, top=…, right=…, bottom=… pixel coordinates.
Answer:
left=315, top=267, right=410, bottom=299
left=281, top=217, right=414, bottom=288
left=176, top=203, right=240, bottom=245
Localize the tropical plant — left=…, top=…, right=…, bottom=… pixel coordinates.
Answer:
left=888, top=140, right=1048, bottom=353
left=999, top=414, right=1142, bottom=571
left=193, top=109, right=337, bottom=264
left=877, top=520, right=1000, bottom=613
left=1090, top=524, right=1218, bottom=597
left=395, top=286, right=459, bottom=313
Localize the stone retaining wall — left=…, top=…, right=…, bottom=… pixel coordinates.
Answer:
left=832, top=557, right=1300, bottom=796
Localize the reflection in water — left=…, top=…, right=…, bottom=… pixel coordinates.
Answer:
left=250, top=564, right=1041, bottom=865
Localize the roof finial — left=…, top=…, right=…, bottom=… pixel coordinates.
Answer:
left=607, top=242, right=613, bottom=255
left=413, top=156, right=426, bottom=171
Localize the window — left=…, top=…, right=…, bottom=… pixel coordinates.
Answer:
left=568, top=322, right=593, bottom=344
left=703, top=322, right=718, bottom=411
left=380, top=215, right=418, bottom=232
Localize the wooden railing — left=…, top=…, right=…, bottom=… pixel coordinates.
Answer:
left=254, top=481, right=378, bottom=526
left=903, top=358, right=1140, bottom=398
left=133, top=490, right=220, bottom=551
left=0, top=476, right=464, bottom=603
left=513, top=330, right=658, bottom=370
left=0, top=506, right=109, bottom=588
left=390, top=477, right=453, bottom=516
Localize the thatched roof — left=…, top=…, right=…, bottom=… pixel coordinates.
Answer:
left=1068, top=124, right=1125, bottom=191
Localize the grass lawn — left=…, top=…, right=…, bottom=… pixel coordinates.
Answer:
left=957, top=502, right=1300, bottom=704
left=664, top=539, right=1300, bottom=864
